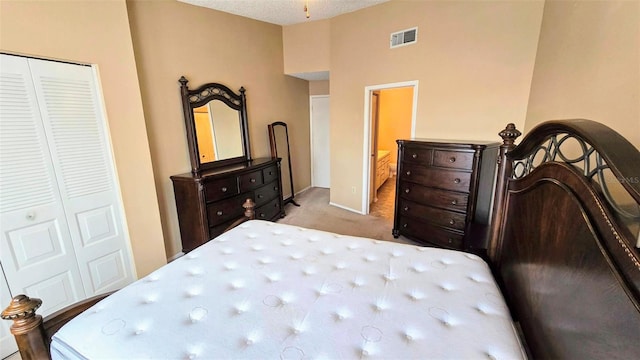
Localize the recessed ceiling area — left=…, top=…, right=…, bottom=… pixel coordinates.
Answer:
left=178, top=0, right=390, bottom=26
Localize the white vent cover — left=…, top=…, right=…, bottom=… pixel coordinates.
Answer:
left=390, top=27, right=418, bottom=48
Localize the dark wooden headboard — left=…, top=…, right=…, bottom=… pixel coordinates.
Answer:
left=489, top=120, right=640, bottom=359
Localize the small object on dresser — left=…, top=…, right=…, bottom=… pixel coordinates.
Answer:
left=393, top=139, right=499, bottom=251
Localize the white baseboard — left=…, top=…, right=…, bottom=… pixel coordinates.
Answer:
left=329, top=201, right=365, bottom=215
left=295, top=186, right=311, bottom=196
left=167, top=251, right=184, bottom=263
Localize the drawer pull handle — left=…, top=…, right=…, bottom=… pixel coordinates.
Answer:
left=404, top=188, right=410, bottom=194
left=260, top=213, right=266, bottom=218
left=268, top=171, right=273, bottom=175
left=274, top=186, right=279, bottom=191
left=26, top=212, right=36, bottom=220
left=449, top=219, right=455, bottom=225
left=216, top=211, right=223, bottom=216
left=402, top=223, right=408, bottom=228
left=274, top=203, right=278, bottom=208
left=447, top=238, right=454, bottom=244
left=412, top=153, right=418, bottom=159
left=406, top=170, right=411, bottom=176
left=221, top=187, right=227, bottom=192
left=250, top=178, right=256, bottom=183
left=449, top=157, right=456, bottom=163
left=453, top=178, right=461, bottom=184
left=451, top=199, right=458, bottom=205
left=258, top=194, right=264, bottom=199
left=403, top=206, right=409, bottom=211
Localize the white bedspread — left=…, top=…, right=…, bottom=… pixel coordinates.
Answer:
left=51, top=220, right=524, bottom=359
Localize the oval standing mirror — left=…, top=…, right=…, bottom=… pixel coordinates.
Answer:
left=179, top=76, right=251, bottom=173
left=268, top=122, right=299, bottom=207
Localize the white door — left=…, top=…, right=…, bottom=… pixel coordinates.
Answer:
left=310, top=96, right=330, bottom=188
left=0, top=55, right=134, bottom=320
left=28, top=58, right=134, bottom=296
left=0, top=55, right=87, bottom=316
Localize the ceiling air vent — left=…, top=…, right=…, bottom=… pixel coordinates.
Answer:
left=390, top=27, right=417, bottom=48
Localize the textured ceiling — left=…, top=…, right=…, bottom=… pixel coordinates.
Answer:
left=178, top=0, right=390, bottom=26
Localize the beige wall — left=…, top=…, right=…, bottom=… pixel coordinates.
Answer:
left=525, top=0, right=640, bottom=149
left=309, top=80, right=330, bottom=95
left=283, top=19, right=330, bottom=75
left=378, top=87, right=413, bottom=166
left=127, top=0, right=310, bottom=257
left=0, top=0, right=166, bottom=277
left=330, top=0, right=544, bottom=211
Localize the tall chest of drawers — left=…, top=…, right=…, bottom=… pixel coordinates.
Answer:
left=171, top=158, right=284, bottom=252
left=393, top=140, right=499, bottom=251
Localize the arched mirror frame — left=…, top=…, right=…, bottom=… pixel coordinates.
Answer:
left=179, top=76, right=252, bottom=174
left=268, top=121, right=300, bottom=207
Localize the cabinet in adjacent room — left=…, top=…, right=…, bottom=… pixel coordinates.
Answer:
left=393, top=139, right=499, bottom=251
left=171, top=158, right=284, bottom=252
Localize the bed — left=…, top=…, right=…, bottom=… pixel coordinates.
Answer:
left=3, top=120, right=639, bottom=359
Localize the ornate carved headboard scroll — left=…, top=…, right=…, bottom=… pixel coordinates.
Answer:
left=488, top=119, right=640, bottom=359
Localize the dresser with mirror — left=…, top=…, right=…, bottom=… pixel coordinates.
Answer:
left=171, top=77, right=284, bottom=252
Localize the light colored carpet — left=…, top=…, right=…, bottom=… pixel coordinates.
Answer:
left=277, top=186, right=416, bottom=246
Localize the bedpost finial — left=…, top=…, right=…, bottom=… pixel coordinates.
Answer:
left=242, top=198, right=255, bottom=219
left=1, top=295, right=42, bottom=321
left=179, top=76, right=188, bottom=86
left=499, top=123, right=522, bottom=146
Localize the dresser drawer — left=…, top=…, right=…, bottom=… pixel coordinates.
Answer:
left=402, top=165, right=471, bottom=192
left=402, top=147, right=432, bottom=164
left=209, top=217, right=238, bottom=241
left=207, top=194, right=247, bottom=226
left=239, top=170, right=264, bottom=191
left=203, top=177, right=238, bottom=202
left=398, top=199, right=467, bottom=231
left=254, top=180, right=280, bottom=206
left=263, top=165, right=279, bottom=184
left=398, top=215, right=464, bottom=249
left=433, top=150, right=474, bottom=170
left=255, top=197, right=281, bottom=221
left=399, top=182, right=468, bottom=212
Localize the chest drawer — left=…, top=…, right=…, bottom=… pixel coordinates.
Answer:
left=398, top=198, right=467, bottom=231
left=263, top=165, right=279, bottom=184
left=402, top=147, right=432, bottom=164
left=207, top=194, right=248, bottom=226
left=433, top=150, right=474, bottom=170
left=402, top=164, right=471, bottom=193
left=254, top=181, right=280, bottom=206
left=204, top=177, right=238, bottom=202
left=255, top=197, right=281, bottom=221
left=398, top=182, right=468, bottom=212
left=239, top=170, right=264, bottom=191
left=397, top=215, right=464, bottom=249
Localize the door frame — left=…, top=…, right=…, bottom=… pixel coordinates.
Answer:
left=310, top=95, right=330, bottom=188
left=361, top=81, right=418, bottom=214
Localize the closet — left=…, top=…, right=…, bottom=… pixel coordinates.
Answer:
left=0, top=54, right=134, bottom=356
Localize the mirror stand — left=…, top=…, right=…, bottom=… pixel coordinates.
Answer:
left=268, top=122, right=300, bottom=207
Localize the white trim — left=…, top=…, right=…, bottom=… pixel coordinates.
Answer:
left=309, top=95, right=330, bottom=188
left=361, top=80, right=418, bottom=214
left=329, top=202, right=364, bottom=215
left=168, top=252, right=185, bottom=262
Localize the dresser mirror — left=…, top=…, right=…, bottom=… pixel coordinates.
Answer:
left=179, top=76, right=251, bottom=173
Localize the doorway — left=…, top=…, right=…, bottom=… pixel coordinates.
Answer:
left=362, top=81, right=418, bottom=216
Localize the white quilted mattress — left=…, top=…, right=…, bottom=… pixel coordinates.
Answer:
left=51, top=220, right=525, bottom=359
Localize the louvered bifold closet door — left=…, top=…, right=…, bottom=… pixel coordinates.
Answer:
left=0, top=54, right=86, bottom=321
left=27, top=58, right=135, bottom=296
left=0, top=55, right=134, bottom=326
